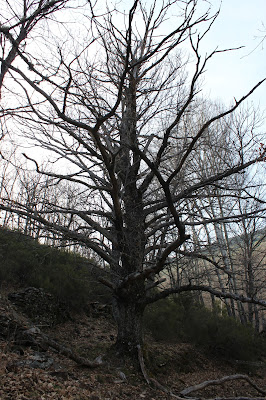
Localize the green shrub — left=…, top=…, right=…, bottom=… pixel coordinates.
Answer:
left=0, top=226, right=110, bottom=310
left=144, top=297, right=184, bottom=342
left=144, top=293, right=198, bottom=342
left=144, top=293, right=266, bottom=361
left=183, top=304, right=265, bottom=361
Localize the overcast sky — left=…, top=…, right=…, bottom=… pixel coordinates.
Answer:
left=198, top=0, right=266, bottom=120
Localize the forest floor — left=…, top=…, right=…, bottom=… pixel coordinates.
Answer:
left=0, top=290, right=265, bottom=400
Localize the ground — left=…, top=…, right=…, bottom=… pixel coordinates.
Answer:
left=0, top=290, right=265, bottom=400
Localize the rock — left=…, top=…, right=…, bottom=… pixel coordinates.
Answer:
left=86, top=301, right=112, bottom=317
left=8, top=287, right=70, bottom=326
left=25, top=327, right=41, bottom=335
left=29, top=351, right=54, bottom=368
left=16, top=351, right=54, bottom=369
left=117, top=370, right=127, bottom=381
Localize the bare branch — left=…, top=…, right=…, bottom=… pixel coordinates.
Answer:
left=180, top=374, right=266, bottom=397
left=145, top=284, right=266, bottom=307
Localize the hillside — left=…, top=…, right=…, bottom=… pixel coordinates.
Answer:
left=0, top=290, right=266, bottom=400
left=0, top=227, right=266, bottom=399
left=0, top=226, right=110, bottom=309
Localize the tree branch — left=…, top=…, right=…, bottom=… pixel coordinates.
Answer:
left=180, top=374, right=266, bottom=397
left=145, top=284, right=266, bottom=307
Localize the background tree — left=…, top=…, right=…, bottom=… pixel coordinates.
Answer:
left=0, top=0, right=265, bottom=357
left=153, top=102, right=266, bottom=327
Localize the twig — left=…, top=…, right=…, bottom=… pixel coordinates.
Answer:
left=180, top=374, right=266, bottom=397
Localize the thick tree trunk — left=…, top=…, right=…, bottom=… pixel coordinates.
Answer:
left=109, top=71, right=147, bottom=357
left=112, top=295, right=145, bottom=355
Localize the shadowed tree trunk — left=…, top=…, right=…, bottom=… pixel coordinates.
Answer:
left=113, top=291, right=145, bottom=353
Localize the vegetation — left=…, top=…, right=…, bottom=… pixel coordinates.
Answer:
left=0, top=226, right=110, bottom=310
left=0, top=225, right=264, bottom=364
left=144, top=294, right=266, bottom=362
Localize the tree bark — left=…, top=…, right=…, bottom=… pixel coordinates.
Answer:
left=112, top=294, right=145, bottom=355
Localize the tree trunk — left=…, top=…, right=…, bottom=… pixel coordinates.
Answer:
left=112, top=295, right=145, bottom=355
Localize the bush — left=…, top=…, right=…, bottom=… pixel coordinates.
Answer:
left=144, top=297, right=184, bottom=342
left=144, top=293, right=199, bottom=342
left=183, top=304, right=265, bottom=361
left=144, top=293, right=266, bottom=361
left=0, top=226, right=110, bottom=310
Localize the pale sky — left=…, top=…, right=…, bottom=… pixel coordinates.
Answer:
left=198, top=0, right=266, bottom=118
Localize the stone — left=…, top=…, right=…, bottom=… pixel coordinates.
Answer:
left=8, top=287, right=70, bottom=326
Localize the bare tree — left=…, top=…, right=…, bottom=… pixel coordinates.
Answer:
left=0, top=0, right=265, bottom=361
left=168, top=104, right=266, bottom=327
left=231, top=195, right=266, bottom=332
left=0, top=0, right=70, bottom=96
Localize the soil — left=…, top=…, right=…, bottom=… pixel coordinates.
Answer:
left=0, top=290, right=265, bottom=400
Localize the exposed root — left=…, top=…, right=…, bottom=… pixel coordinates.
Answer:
left=137, top=344, right=184, bottom=399
left=137, top=344, right=266, bottom=400
left=137, top=344, right=150, bottom=384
